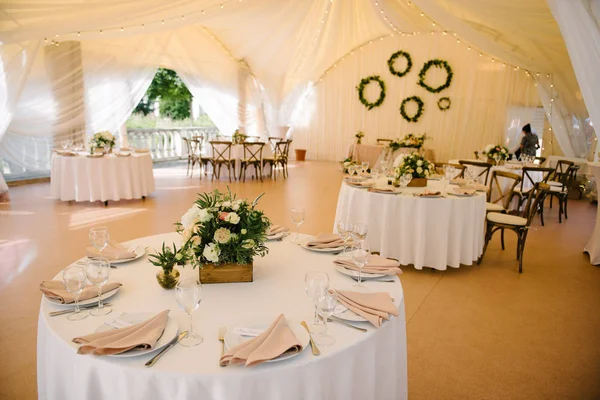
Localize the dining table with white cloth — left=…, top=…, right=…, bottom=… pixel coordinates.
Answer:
left=350, top=143, right=435, bottom=169
left=584, top=162, right=600, bottom=265
left=334, top=180, right=486, bottom=270
left=50, top=153, right=155, bottom=202
left=37, top=232, right=407, bottom=400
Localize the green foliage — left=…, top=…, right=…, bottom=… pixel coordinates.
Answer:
left=126, top=113, right=215, bottom=129
left=148, top=242, right=189, bottom=272
left=394, top=153, right=435, bottom=179
left=417, top=59, right=454, bottom=93
left=357, top=75, right=386, bottom=110
left=437, top=97, right=451, bottom=111
left=390, top=133, right=428, bottom=150
left=400, top=96, right=424, bottom=123
left=388, top=50, right=413, bottom=78
left=135, top=68, right=192, bottom=120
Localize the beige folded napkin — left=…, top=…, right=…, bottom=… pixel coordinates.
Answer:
left=368, top=187, right=396, bottom=194
left=334, top=255, right=402, bottom=275
left=334, top=290, right=399, bottom=328
left=40, top=280, right=122, bottom=304
left=86, top=240, right=135, bottom=261
left=450, top=178, right=466, bottom=185
left=134, top=148, right=150, bottom=153
left=115, top=152, right=131, bottom=157
left=305, top=233, right=344, bottom=249
left=351, top=180, right=375, bottom=187
left=73, top=310, right=169, bottom=355
left=461, top=183, right=488, bottom=192
left=420, top=190, right=441, bottom=197
left=267, top=225, right=289, bottom=236
left=220, top=314, right=303, bottom=367
left=451, top=187, right=476, bottom=196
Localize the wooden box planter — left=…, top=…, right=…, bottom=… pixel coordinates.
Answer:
left=407, top=178, right=427, bottom=187
left=199, top=262, right=253, bottom=284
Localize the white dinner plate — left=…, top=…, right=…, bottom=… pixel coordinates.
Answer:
left=300, top=239, right=344, bottom=253
left=95, top=312, right=179, bottom=358
left=333, top=304, right=368, bottom=323
left=224, top=320, right=309, bottom=363
left=266, top=231, right=288, bottom=241
left=109, top=246, right=146, bottom=264
left=334, top=264, right=386, bottom=279
left=449, top=192, right=476, bottom=197
left=346, top=181, right=374, bottom=189
left=44, top=285, right=121, bottom=307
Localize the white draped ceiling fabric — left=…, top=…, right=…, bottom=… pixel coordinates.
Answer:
left=0, top=0, right=598, bottom=194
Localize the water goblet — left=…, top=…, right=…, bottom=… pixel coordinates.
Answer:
left=89, top=226, right=109, bottom=255
left=347, top=164, right=356, bottom=177
left=336, top=220, right=354, bottom=258
left=62, top=266, right=89, bottom=321
left=290, top=208, right=305, bottom=244
left=400, top=173, right=413, bottom=188
left=352, top=223, right=368, bottom=242
left=86, top=257, right=112, bottom=316
left=315, top=292, right=337, bottom=346
left=61, top=140, right=69, bottom=150
left=304, top=271, right=329, bottom=333
left=175, top=278, right=203, bottom=347
left=352, top=240, right=371, bottom=289
left=361, top=161, right=369, bottom=175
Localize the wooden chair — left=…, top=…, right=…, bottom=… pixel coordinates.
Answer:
left=263, top=140, right=290, bottom=180
left=433, top=162, right=464, bottom=178
left=548, top=159, right=574, bottom=189
left=209, top=141, right=236, bottom=182
left=376, top=138, right=393, bottom=145
left=545, top=165, right=579, bottom=223
left=486, top=170, right=522, bottom=214
left=182, top=137, right=201, bottom=177
left=478, top=182, right=550, bottom=273
left=512, top=166, right=554, bottom=226
left=280, top=140, right=292, bottom=179
left=239, top=142, right=265, bottom=182
left=458, top=160, right=493, bottom=185
left=534, top=156, right=546, bottom=165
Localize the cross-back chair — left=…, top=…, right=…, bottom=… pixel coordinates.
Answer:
left=478, top=182, right=550, bottom=273
left=534, top=156, right=546, bottom=165
left=182, top=137, right=203, bottom=177
left=239, top=142, right=265, bottom=182
left=548, top=159, right=574, bottom=188
left=458, top=160, right=493, bottom=185
left=545, top=165, right=579, bottom=223
left=209, top=141, right=236, bottom=182
left=512, top=166, right=554, bottom=225
left=485, top=170, right=522, bottom=214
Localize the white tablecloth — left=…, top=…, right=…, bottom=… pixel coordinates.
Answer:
left=334, top=181, right=486, bottom=270
left=50, top=153, right=155, bottom=202
left=37, top=233, right=407, bottom=400
left=584, top=162, right=600, bottom=265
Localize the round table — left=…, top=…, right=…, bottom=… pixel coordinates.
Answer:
left=50, top=153, right=155, bottom=202
left=37, top=233, right=407, bottom=400
left=334, top=181, right=486, bottom=270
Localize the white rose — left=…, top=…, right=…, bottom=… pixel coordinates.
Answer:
left=417, top=167, right=423, bottom=174
left=222, top=201, right=232, bottom=208
left=214, top=227, right=231, bottom=244
left=241, top=228, right=247, bottom=235
left=225, top=212, right=240, bottom=224
left=416, top=160, right=423, bottom=167
left=242, top=239, right=255, bottom=249
left=197, top=208, right=211, bottom=223
left=424, top=169, right=430, bottom=176
left=181, top=205, right=201, bottom=229
left=202, top=243, right=220, bottom=263
left=232, top=200, right=242, bottom=211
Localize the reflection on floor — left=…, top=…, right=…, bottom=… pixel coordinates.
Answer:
left=0, top=160, right=599, bottom=399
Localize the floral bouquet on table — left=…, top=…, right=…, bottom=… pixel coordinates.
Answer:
left=89, top=131, right=115, bottom=153
left=340, top=157, right=359, bottom=174
left=355, top=131, right=365, bottom=144
left=482, top=144, right=509, bottom=163
left=389, top=133, right=428, bottom=151
left=178, top=189, right=270, bottom=268
left=232, top=129, right=247, bottom=144
left=393, top=153, right=434, bottom=186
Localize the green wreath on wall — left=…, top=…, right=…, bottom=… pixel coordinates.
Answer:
left=418, top=59, right=454, bottom=93
left=388, top=50, right=413, bottom=78
left=400, top=96, right=424, bottom=123
left=437, top=97, right=451, bottom=111
left=356, top=75, right=386, bottom=110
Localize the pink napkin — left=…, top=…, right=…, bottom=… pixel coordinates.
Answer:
left=40, top=280, right=122, bottom=304
left=451, top=187, right=476, bottom=196
left=267, top=225, right=289, bottom=236
left=86, top=240, right=135, bottom=261
left=73, top=310, right=169, bottom=355
left=334, top=255, right=402, bottom=275
left=334, top=290, right=399, bottom=328
left=419, top=190, right=441, bottom=197
left=220, top=314, right=303, bottom=367
left=305, top=233, right=344, bottom=249
left=461, top=182, right=488, bottom=192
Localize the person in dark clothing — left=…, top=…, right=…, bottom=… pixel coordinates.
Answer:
left=520, top=123, right=539, bottom=157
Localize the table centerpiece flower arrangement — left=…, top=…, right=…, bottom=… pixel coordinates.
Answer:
left=482, top=144, right=509, bottom=165
left=393, top=153, right=434, bottom=187
left=232, top=129, right=247, bottom=144
left=389, top=133, right=428, bottom=152
left=177, top=189, right=270, bottom=283
left=148, top=243, right=189, bottom=289
left=355, top=131, right=365, bottom=145
left=89, top=131, right=116, bottom=153
left=340, top=157, right=359, bottom=174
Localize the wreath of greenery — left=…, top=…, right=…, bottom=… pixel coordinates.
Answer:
left=437, top=97, right=451, bottom=111
left=356, top=76, right=386, bottom=110
left=388, top=50, right=412, bottom=78
left=418, top=59, right=453, bottom=93
left=400, top=96, right=424, bottom=123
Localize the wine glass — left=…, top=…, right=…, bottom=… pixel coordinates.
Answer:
left=61, top=140, right=69, bottom=150
left=86, top=257, right=112, bottom=316
left=336, top=220, right=354, bottom=258
left=315, top=292, right=337, bottom=346
left=400, top=173, right=412, bottom=187
left=175, top=278, right=203, bottom=347
left=361, top=161, right=369, bottom=175
left=304, top=271, right=329, bottom=333
left=62, top=266, right=89, bottom=321
left=352, top=240, right=371, bottom=289
left=347, top=164, right=356, bottom=177
left=290, top=208, right=305, bottom=244
left=352, top=223, right=368, bottom=242
left=89, top=227, right=109, bottom=255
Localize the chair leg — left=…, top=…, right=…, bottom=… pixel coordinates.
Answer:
left=564, top=196, right=569, bottom=219
left=517, top=231, right=528, bottom=273
left=259, top=163, right=263, bottom=182
left=558, top=197, right=563, bottom=223
left=477, top=222, right=493, bottom=265
left=539, top=199, right=545, bottom=227
left=227, top=164, right=232, bottom=183
left=500, top=229, right=505, bottom=250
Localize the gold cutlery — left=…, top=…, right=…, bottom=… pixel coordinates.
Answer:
left=300, top=321, right=320, bottom=356
left=218, top=326, right=227, bottom=366
left=145, top=331, right=188, bottom=367
left=327, top=317, right=367, bottom=332
left=49, top=303, right=112, bottom=317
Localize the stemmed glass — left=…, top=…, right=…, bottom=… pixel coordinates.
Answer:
left=290, top=208, right=305, bottom=244
left=336, top=220, right=354, bottom=258
left=61, top=140, right=69, bottom=150
left=399, top=173, right=412, bottom=188
left=361, top=161, right=369, bottom=175
left=86, top=257, right=112, bottom=316
left=347, top=165, right=357, bottom=177
left=62, top=266, right=89, bottom=321
left=352, top=223, right=368, bottom=242
left=89, top=227, right=109, bottom=256
left=315, top=292, right=337, bottom=346
left=175, top=278, right=203, bottom=347
left=304, top=271, right=329, bottom=333
left=352, top=240, right=371, bottom=289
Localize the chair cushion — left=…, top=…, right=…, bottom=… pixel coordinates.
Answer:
left=487, top=212, right=527, bottom=226
left=486, top=202, right=505, bottom=211
left=548, top=180, right=563, bottom=187
left=549, top=185, right=565, bottom=193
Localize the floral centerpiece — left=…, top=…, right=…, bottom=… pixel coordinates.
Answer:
left=355, top=131, right=365, bottom=144
left=232, top=129, right=247, bottom=144
left=178, top=189, right=270, bottom=283
left=393, top=153, right=434, bottom=187
left=482, top=144, right=509, bottom=164
left=340, top=157, right=359, bottom=174
left=389, top=133, right=428, bottom=151
left=89, top=131, right=115, bottom=153
left=148, top=243, right=189, bottom=289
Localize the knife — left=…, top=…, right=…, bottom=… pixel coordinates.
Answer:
left=49, top=303, right=112, bottom=317
left=145, top=331, right=189, bottom=367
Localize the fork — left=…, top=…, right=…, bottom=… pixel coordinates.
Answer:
left=218, top=327, right=227, bottom=366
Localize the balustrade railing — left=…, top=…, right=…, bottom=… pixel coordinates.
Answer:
left=126, top=127, right=221, bottom=161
